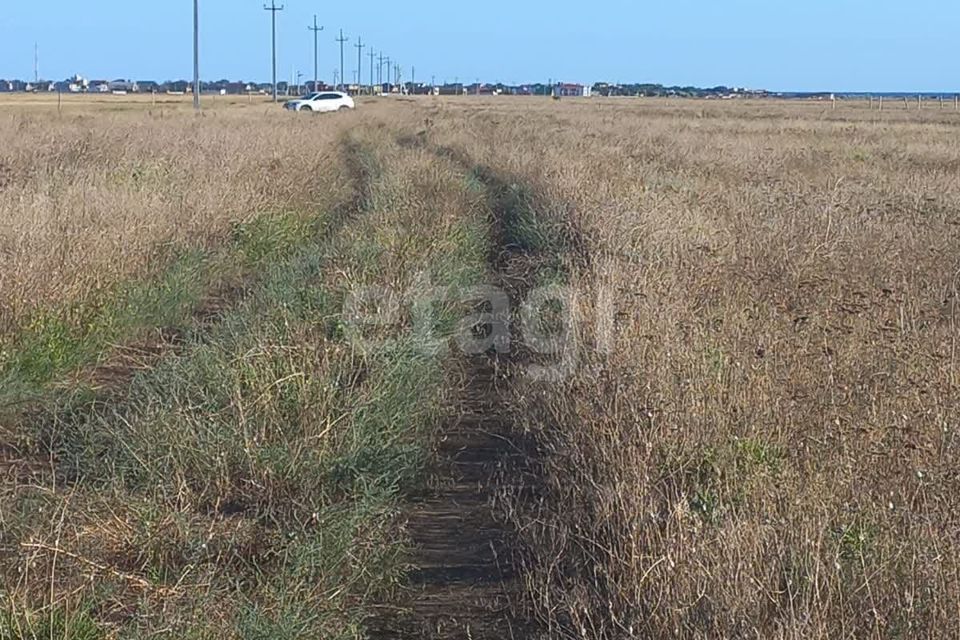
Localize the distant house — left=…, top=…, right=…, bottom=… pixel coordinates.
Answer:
left=555, top=83, right=590, bottom=98
left=408, top=83, right=435, bottom=96
left=65, top=75, right=89, bottom=93
left=0, top=80, right=12, bottom=92
left=437, top=83, right=465, bottom=96
left=108, top=79, right=137, bottom=93
left=466, top=83, right=495, bottom=96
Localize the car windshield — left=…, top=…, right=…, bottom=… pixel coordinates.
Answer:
left=300, top=92, right=321, bottom=100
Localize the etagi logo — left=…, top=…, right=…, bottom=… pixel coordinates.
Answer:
left=342, top=273, right=614, bottom=382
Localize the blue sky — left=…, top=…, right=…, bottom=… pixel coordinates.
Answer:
left=0, top=1, right=952, bottom=91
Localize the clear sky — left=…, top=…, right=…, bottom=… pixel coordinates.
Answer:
left=0, top=1, right=952, bottom=91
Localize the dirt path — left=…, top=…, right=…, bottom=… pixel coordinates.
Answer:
left=388, top=352, right=526, bottom=639
left=372, top=150, right=539, bottom=640
left=373, top=310, right=531, bottom=640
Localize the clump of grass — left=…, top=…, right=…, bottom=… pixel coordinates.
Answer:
left=0, top=606, right=102, bottom=640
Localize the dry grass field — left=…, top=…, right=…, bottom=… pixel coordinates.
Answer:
left=431, top=98, right=960, bottom=639
left=1, top=92, right=959, bottom=639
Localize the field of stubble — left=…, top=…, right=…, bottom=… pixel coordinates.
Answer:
left=1, top=93, right=959, bottom=639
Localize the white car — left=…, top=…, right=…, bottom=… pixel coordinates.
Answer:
left=284, top=91, right=355, bottom=113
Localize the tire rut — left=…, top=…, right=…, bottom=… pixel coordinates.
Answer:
left=372, top=142, right=546, bottom=640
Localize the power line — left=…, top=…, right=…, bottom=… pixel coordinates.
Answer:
left=354, top=37, right=365, bottom=95
left=336, top=29, right=349, bottom=91
left=308, top=15, right=324, bottom=92
left=193, top=0, right=200, bottom=111
left=263, top=1, right=284, bottom=102
left=368, top=48, right=376, bottom=94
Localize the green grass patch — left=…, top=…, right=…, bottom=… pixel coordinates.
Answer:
left=676, top=436, right=784, bottom=525
left=0, top=211, right=321, bottom=407
left=0, top=607, right=102, bottom=640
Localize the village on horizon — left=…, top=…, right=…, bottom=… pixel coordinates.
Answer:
left=0, top=74, right=789, bottom=99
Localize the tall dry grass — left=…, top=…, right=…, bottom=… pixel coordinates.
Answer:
left=420, top=97, right=960, bottom=638
left=0, top=100, right=494, bottom=638
left=0, top=102, right=354, bottom=336
left=5, top=93, right=960, bottom=637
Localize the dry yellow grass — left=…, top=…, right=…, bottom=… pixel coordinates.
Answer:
left=0, top=94, right=368, bottom=336
left=3, top=93, right=960, bottom=638
left=416, top=97, right=960, bottom=638
left=0, top=98, right=492, bottom=638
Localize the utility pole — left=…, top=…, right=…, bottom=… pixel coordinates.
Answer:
left=308, top=15, right=324, bottom=92
left=336, top=29, right=349, bottom=91
left=384, top=56, right=391, bottom=90
left=264, top=1, right=284, bottom=102
left=193, top=0, right=200, bottom=110
left=377, top=52, right=384, bottom=86
left=368, top=49, right=376, bottom=93
left=355, top=37, right=365, bottom=95
left=34, top=42, right=39, bottom=85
